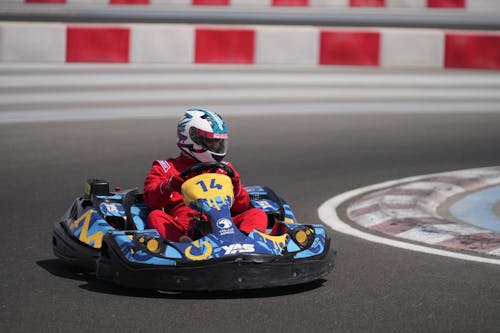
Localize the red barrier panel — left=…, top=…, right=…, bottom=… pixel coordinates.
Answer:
left=66, top=27, right=130, bottom=63
left=195, top=27, right=255, bottom=64
left=349, top=0, right=385, bottom=7
left=445, top=33, right=500, bottom=69
left=272, top=0, right=309, bottom=6
left=427, top=0, right=465, bottom=8
left=192, top=0, right=230, bottom=5
left=25, top=0, right=66, bottom=3
left=320, top=30, right=380, bottom=66
left=110, top=0, right=150, bottom=4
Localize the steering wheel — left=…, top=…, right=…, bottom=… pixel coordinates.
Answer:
left=179, top=162, right=235, bottom=180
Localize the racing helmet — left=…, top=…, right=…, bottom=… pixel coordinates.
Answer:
left=177, top=109, right=229, bottom=163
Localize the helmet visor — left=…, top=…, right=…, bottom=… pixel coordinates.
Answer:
left=190, top=128, right=228, bottom=155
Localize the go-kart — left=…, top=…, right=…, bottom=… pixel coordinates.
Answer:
left=52, top=162, right=334, bottom=291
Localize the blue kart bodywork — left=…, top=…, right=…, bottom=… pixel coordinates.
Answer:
left=53, top=177, right=334, bottom=291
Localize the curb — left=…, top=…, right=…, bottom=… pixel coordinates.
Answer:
left=318, top=167, right=500, bottom=265
left=1, top=22, right=499, bottom=70
left=346, top=167, right=500, bottom=257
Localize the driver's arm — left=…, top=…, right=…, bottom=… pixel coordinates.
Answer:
left=231, top=185, right=251, bottom=214
left=225, top=162, right=251, bottom=214
left=144, top=160, right=176, bottom=210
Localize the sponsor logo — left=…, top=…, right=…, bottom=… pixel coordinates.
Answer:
left=254, top=200, right=276, bottom=210
left=158, top=160, right=171, bottom=173
left=222, top=243, right=255, bottom=255
left=220, top=229, right=234, bottom=236
left=217, top=218, right=232, bottom=229
left=216, top=218, right=234, bottom=236
left=101, top=203, right=120, bottom=214
left=99, top=202, right=124, bottom=216
left=212, top=132, right=228, bottom=139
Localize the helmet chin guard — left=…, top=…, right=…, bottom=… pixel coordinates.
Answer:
left=177, top=109, right=229, bottom=163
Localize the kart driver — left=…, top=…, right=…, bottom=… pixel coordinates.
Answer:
left=143, top=108, right=268, bottom=242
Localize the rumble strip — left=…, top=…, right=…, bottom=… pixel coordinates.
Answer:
left=318, top=167, right=500, bottom=265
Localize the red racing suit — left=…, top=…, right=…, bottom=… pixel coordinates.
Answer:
left=143, top=153, right=268, bottom=241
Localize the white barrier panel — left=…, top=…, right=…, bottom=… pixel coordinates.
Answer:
left=386, top=0, right=426, bottom=8
left=0, top=22, right=66, bottom=62
left=467, top=0, right=500, bottom=11
left=256, top=26, right=318, bottom=65
left=381, top=28, right=444, bottom=68
left=67, top=0, right=108, bottom=4
left=130, top=24, right=194, bottom=63
left=309, top=0, right=348, bottom=6
left=232, top=0, right=270, bottom=6
left=149, top=0, right=191, bottom=5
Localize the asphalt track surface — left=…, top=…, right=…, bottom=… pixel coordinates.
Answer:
left=2, top=113, right=500, bottom=332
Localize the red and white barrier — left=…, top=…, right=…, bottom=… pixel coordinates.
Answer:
left=1, top=22, right=499, bottom=70
left=17, top=0, right=500, bottom=11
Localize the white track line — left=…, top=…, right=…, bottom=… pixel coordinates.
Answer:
left=317, top=170, right=500, bottom=266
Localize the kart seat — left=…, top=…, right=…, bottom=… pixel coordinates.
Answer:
left=121, top=189, right=148, bottom=230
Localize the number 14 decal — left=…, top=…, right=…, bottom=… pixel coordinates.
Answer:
left=196, top=178, right=223, bottom=192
